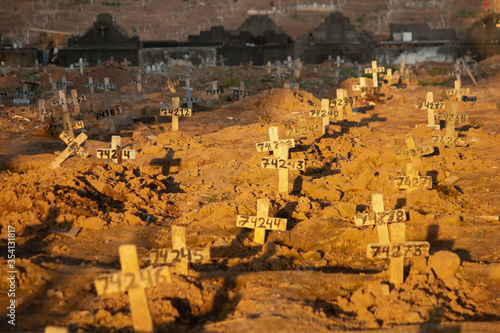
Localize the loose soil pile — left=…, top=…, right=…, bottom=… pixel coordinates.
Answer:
left=0, top=60, right=499, bottom=332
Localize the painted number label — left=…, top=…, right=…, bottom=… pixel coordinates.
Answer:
left=261, top=158, right=305, bottom=170
left=150, top=248, right=210, bottom=265
left=309, top=109, right=339, bottom=118
left=329, top=96, right=358, bottom=107
left=95, top=108, right=122, bottom=119
left=415, top=102, right=444, bottom=110
left=160, top=108, right=192, bottom=116
left=94, top=267, right=171, bottom=295
left=96, top=149, right=136, bottom=160
left=367, top=242, right=430, bottom=258
left=432, top=136, right=467, bottom=147
left=256, top=139, right=295, bottom=152
left=286, top=124, right=320, bottom=136
left=354, top=209, right=407, bottom=227
left=236, top=215, right=287, bottom=231
left=394, top=176, right=432, bottom=189
left=395, top=144, right=434, bottom=159
left=434, top=113, right=469, bottom=122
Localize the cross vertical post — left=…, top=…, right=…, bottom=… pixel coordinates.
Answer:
left=172, top=97, right=180, bottom=131
left=103, top=100, right=117, bottom=133
left=119, top=245, right=155, bottom=333
left=172, top=226, right=189, bottom=275
left=59, top=90, right=74, bottom=139
left=277, top=143, right=289, bottom=193
left=71, top=90, right=81, bottom=116
left=372, top=194, right=390, bottom=243
left=104, top=77, right=110, bottom=92
left=389, top=222, right=406, bottom=285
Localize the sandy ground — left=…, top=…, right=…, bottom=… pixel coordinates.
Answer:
left=0, top=59, right=499, bottom=332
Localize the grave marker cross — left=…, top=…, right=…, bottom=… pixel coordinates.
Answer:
left=160, top=97, right=192, bottom=131
left=96, top=136, right=136, bottom=164
left=236, top=198, right=287, bottom=244
left=365, top=60, right=385, bottom=88
left=94, top=244, right=172, bottom=333
left=149, top=226, right=211, bottom=275
left=256, top=126, right=295, bottom=153
left=50, top=132, right=89, bottom=169
left=394, top=134, right=434, bottom=167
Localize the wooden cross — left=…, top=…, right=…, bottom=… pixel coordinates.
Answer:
left=261, top=143, right=305, bottom=193
left=364, top=60, right=385, bottom=88
left=31, top=100, right=55, bottom=120
left=133, top=73, right=142, bottom=92
left=97, top=136, right=136, bottom=164
left=233, top=82, right=251, bottom=101
left=205, top=81, right=223, bottom=100
left=121, top=58, right=131, bottom=71
left=266, top=61, right=273, bottom=74
left=50, top=119, right=85, bottom=135
left=286, top=115, right=320, bottom=138
left=83, top=77, right=95, bottom=94
left=367, top=222, right=430, bottom=285
left=70, top=89, right=82, bottom=116
left=256, top=126, right=295, bottom=154
left=432, top=103, right=468, bottom=147
left=150, top=226, right=211, bottom=275
left=99, top=77, right=117, bottom=92
left=352, top=77, right=368, bottom=97
left=415, top=92, right=443, bottom=129
left=236, top=198, right=287, bottom=244
left=50, top=132, right=89, bottom=169
left=354, top=194, right=408, bottom=243
left=446, top=80, right=470, bottom=101
left=383, top=68, right=397, bottom=86
left=393, top=162, right=432, bottom=192
left=394, top=133, right=434, bottom=166
left=94, top=244, right=172, bottom=333
left=160, top=97, right=191, bottom=132
left=309, top=99, right=333, bottom=135
left=163, top=78, right=179, bottom=93
left=331, top=89, right=356, bottom=121
left=96, top=101, right=122, bottom=133
left=56, top=90, right=75, bottom=139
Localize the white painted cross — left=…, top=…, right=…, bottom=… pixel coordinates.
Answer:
left=160, top=97, right=192, bottom=131
left=96, top=101, right=123, bottom=133
left=13, top=84, right=32, bottom=104
left=256, top=126, right=295, bottom=154
left=57, top=90, right=75, bottom=139
left=83, top=77, right=95, bottom=94
left=94, top=244, right=171, bottom=333
left=56, top=75, right=72, bottom=93
left=352, top=77, right=368, bottom=97
left=393, top=162, right=432, bottom=192
left=48, top=77, right=57, bottom=94
left=394, top=133, right=434, bottom=166
left=432, top=102, right=468, bottom=147
left=383, top=68, right=397, bottom=86
left=50, top=132, right=89, bottom=169
left=30, top=100, right=56, bottom=121
left=364, top=60, right=385, bottom=88
left=150, top=226, right=211, bottom=275
left=96, top=136, right=136, bottom=164
left=294, top=62, right=302, bottom=78
left=330, top=89, right=357, bottom=121
left=180, top=88, right=202, bottom=110
left=445, top=80, right=470, bottom=101
left=261, top=143, right=305, bottom=193
left=236, top=198, right=287, bottom=244
left=415, top=92, right=443, bottom=129
left=78, top=58, right=84, bottom=74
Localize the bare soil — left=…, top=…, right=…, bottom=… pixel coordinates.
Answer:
left=0, top=60, right=499, bottom=332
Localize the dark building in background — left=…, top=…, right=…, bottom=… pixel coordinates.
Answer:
left=295, top=12, right=375, bottom=64
left=461, top=13, right=500, bottom=60
left=59, top=13, right=140, bottom=67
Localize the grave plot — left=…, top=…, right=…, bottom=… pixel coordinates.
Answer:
left=1, top=59, right=500, bottom=333
left=431, top=103, right=469, bottom=147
